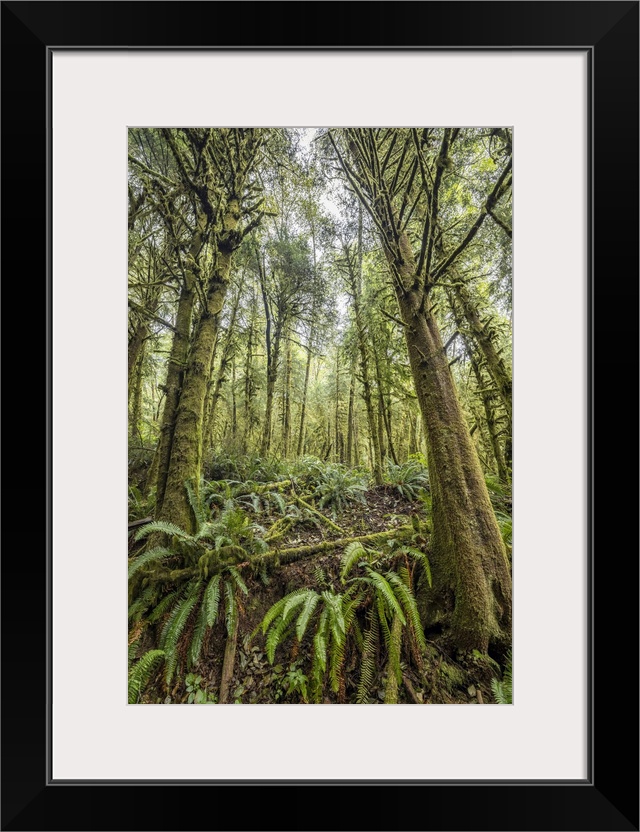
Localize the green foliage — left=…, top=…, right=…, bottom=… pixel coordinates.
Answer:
left=258, top=586, right=347, bottom=702
left=256, top=538, right=430, bottom=703
left=128, top=485, right=154, bottom=522
left=128, top=546, right=174, bottom=579
left=495, top=511, right=512, bottom=548
left=312, top=463, right=368, bottom=516
left=385, top=460, right=430, bottom=500
left=281, top=665, right=309, bottom=702
left=128, top=650, right=165, bottom=703
left=184, top=673, right=217, bottom=704
left=341, top=543, right=430, bottom=703
left=128, top=488, right=259, bottom=696
left=491, top=650, right=513, bottom=704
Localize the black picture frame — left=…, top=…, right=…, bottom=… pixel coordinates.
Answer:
left=2, top=2, right=637, bottom=830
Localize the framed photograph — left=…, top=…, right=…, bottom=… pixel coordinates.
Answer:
left=2, top=2, right=637, bottom=830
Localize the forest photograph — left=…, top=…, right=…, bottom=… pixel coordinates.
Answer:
left=127, top=126, right=513, bottom=705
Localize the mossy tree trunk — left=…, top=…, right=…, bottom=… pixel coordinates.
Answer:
left=453, top=280, right=512, bottom=425
left=157, top=128, right=267, bottom=530
left=154, top=280, right=195, bottom=512
left=332, top=127, right=512, bottom=651
left=397, top=291, right=511, bottom=650
left=204, top=287, right=241, bottom=450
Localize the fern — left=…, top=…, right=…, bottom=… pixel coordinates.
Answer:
left=134, top=520, right=189, bottom=542
left=387, top=571, right=427, bottom=652
left=491, top=650, right=513, bottom=704
left=227, top=566, right=249, bottom=597
left=282, top=588, right=311, bottom=622
left=204, top=574, right=222, bottom=627
left=356, top=611, right=379, bottom=703
left=185, top=478, right=208, bottom=528
left=161, top=583, right=200, bottom=685
left=128, top=585, right=156, bottom=621
left=394, top=545, right=432, bottom=588
left=128, top=546, right=174, bottom=579
left=340, top=541, right=368, bottom=582
left=260, top=590, right=301, bottom=635
left=329, top=591, right=363, bottom=695
left=322, top=590, right=346, bottom=646
left=265, top=615, right=291, bottom=663
left=313, top=607, right=330, bottom=674
left=188, top=595, right=209, bottom=669
left=128, top=650, right=165, bottom=703
left=147, top=589, right=180, bottom=624
left=364, top=568, right=406, bottom=625
left=296, top=591, right=321, bottom=641
left=384, top=615, right=404, bottom=702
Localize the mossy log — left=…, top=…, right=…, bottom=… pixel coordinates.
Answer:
left=254, top=525, right=413, bottom=567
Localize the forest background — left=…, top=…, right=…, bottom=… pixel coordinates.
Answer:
left=127, top=127, right=513, bottom=705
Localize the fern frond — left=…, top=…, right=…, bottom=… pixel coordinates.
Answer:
left=260, top=589, right=302, bottom=635
left=128, top=640, right=139, bottom=670
left=295, top=591, right=321, bottom=641
left=265, top=615, right=290, bottom=664
left=134, top=520, right=189, bottom=542
left=282, top=588, right=312, bottom=624
left=146, top=589, right=180, bottom=625
left=384, top=615, right=403, bottom=702
left=128, top=547, right=174, bottom=579
left=226, top=565, right=249, bottom=597
left=185, top=479, right=207, bottom=528
left=491, top=650, right=513, bottom=703
left=188, top=593, right=208, bottom=669
left=387, top=571, right=427, bottom=652
left=128, top=586, right=156, bottom=621
left=313, top=607, right=329, bottom=674
left=161, top=583, right=200, bottom=685
left=395, top=546, right=432, bottom=588
left=322, top=591, right=346, bottom=645
left=128, top=650, right=165, bottom=703
left=366, top=568, right=406, bottom=625
left=356, top=611, right=379, bottom=703
left=204, top=574, right=222, bottom=627
left=376, top=594, right=392, bottom=650
left=340, top=541, right=367, bottom=582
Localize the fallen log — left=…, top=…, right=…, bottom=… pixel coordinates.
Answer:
left=253, top=524, right=413, bottom=567
left=128, top=516, right=153, bottom=532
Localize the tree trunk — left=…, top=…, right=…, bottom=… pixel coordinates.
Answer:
left=128, top=320, right=148, bottom=391
left=161, top=272, right=229, bottom=531
left=261, top=331, right=281, bottom=457
left=204, top=290, right=240, bottom=449
left=282, top=337, right=292, bottom=458
left=346, top=356, right=356, bottom=466
left=218, top=614, right=239, bottom=704
left=243, top=298, right=256, bottom=452
left=344, top=252, right=383, bottom=484
left=231, top=356, right=237, bottom=441
left=129, top=342, right=145, bottom=444
left=296, top=325, right=314, bottom=457
left=469, top=351, right=509, bottom=483
left=154, top=282, right=195, bottom=514
left=454, top=281, right=512, bottom=423
left=397, top=290, right=511, bottom=651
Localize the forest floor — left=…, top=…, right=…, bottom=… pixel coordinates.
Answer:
left=129, top=477, right=504, bottom=705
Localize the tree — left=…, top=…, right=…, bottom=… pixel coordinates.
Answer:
left=329, top=127, right=512, bottom=651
